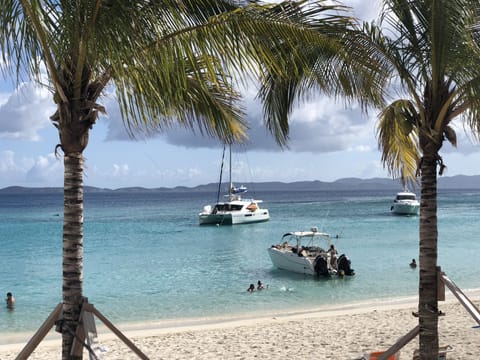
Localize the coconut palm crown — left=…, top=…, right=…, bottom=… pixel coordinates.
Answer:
left=372, top=1, right=480, bottom=358
left=0, top=1, right=387, bottom=359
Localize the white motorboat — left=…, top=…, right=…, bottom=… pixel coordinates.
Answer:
left=199, top=146, right=270, bottom=225
left=391, top=191, right=420, bottom=215
left=267, top=227, right=354, bottom=277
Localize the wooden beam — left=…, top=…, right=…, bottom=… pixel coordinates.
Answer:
left=16, top=303, right=62, bottom=360
left=373, top=270, right=478, bottom=360
left=440, top=272, right=480, bottom=326
left=91, top=306, right=149, bottom=359
left=70, top=317, right=86, bottom=357
left=437, top=267, right=445, bottom=301
left=377, top=325, right=419, bottom=360
left=16, top=299, right=148, bottom=360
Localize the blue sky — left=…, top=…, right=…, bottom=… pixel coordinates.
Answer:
left=0, top=1, right=479, bottom=189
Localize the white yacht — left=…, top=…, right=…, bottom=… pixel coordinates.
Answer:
left=391, top=191, right=420, bottom=215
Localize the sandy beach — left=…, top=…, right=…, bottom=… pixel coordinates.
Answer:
left=1, top=293, right=479, bottom=360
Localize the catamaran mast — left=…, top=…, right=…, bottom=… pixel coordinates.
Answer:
left=216, top=145, right=226, bottom=204
left=229, top=144, right=233, bottom=201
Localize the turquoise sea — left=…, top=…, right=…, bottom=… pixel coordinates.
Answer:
left=1, top=187, right=479, bottom=339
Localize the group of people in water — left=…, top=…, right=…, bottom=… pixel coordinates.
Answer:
left=247, top=280, right=267, bottom=292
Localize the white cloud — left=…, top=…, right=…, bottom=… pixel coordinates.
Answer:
left=151, top=167, right=203, bottom=184
left=0, top=150, right=25, bottom=172
left=83, top=162, right=132, bottom=188
left=81, top=161, right=206, bottom=189
left=112, top=163, right=130, bottom=177
left=145, top=87, right=378, bottom=156
left=0, top=150, right=62, bottom=187
left=25, top=153, right=63, bottom=184
left=0, top=92, right=10, bottom=106
left=350, top=145, right=372, bottom=153
left=439, top=119, right=480, bottom=155
left=101, top=92, right=136, bottom=141
left=0, top=81, right=54, bottom=140
left=359, top=159, right=386, bottom=178
left=344, top=0, right=381, bottom=21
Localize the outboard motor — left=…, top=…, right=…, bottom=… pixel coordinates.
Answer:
left=314, top=255, right=330, bottom=276
left=337, top=254, right=355, bottom=276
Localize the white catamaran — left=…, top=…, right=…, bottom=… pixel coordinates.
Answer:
left=198, top=145, right=270, bottom=225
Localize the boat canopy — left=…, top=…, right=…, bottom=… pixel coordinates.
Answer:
left=231, top=185, right=247, bottom=194
left=282, top=231, right=330, bottom=239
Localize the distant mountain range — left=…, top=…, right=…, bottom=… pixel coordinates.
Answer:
left=1, top=175, right=479, bottom=194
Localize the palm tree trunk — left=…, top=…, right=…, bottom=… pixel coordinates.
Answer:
left=62, top=152, right=84, bottom=360
left=418, top=155, right=439, bottom=359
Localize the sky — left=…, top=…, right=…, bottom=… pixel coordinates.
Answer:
left=1, top=1, right=479, bottom=190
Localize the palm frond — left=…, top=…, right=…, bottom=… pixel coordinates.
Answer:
left=4, top=1, right=362, bottom=144
left=257, top=5, right=390, bottom=146
left=377, top=99, right=420, bottom=182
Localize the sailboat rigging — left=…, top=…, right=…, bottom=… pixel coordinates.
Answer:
left=198, top=144, right=270, bottom=225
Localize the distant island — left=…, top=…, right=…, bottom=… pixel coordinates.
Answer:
left=1, top=174, right=479, bottom=194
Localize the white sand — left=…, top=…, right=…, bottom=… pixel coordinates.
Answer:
left=1, top=293, right=479, bottom=360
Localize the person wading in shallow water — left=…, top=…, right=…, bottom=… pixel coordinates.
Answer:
left=6, top=292, right=15, bottom=309
left=257, top=280, right=265, bottom=290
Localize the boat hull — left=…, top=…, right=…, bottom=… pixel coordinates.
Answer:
left=199, top=209, right=270, bottom=225
left=267, top=247, right=316, bottom=275
left=391, top=202, right=420, bottom=215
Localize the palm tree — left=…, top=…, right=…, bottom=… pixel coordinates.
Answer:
left=0, top=1, right=383, bottom=358
left=372, top=1, right=480, bottom=358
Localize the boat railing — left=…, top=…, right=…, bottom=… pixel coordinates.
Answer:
left=225, top=194, right=263, bottom=203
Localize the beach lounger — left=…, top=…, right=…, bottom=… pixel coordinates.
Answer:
left=353, top=351, right=400, bottom=360
left=366, top=351, right=400, bottom=360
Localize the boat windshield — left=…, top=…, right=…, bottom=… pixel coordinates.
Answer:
left=214, top=204, right=243, bottom=211
left=396, top=194, right=416, bottom=201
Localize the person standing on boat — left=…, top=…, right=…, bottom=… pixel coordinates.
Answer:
left=328, top=245, right=338, bottom=270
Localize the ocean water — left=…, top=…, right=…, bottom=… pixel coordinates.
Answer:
left=1, top=188, right=479, bottom=337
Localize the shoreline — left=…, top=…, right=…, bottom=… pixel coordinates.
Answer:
left=1, top=290, right=479, bottom=359
left=0, top=294, right=423, bottom=345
